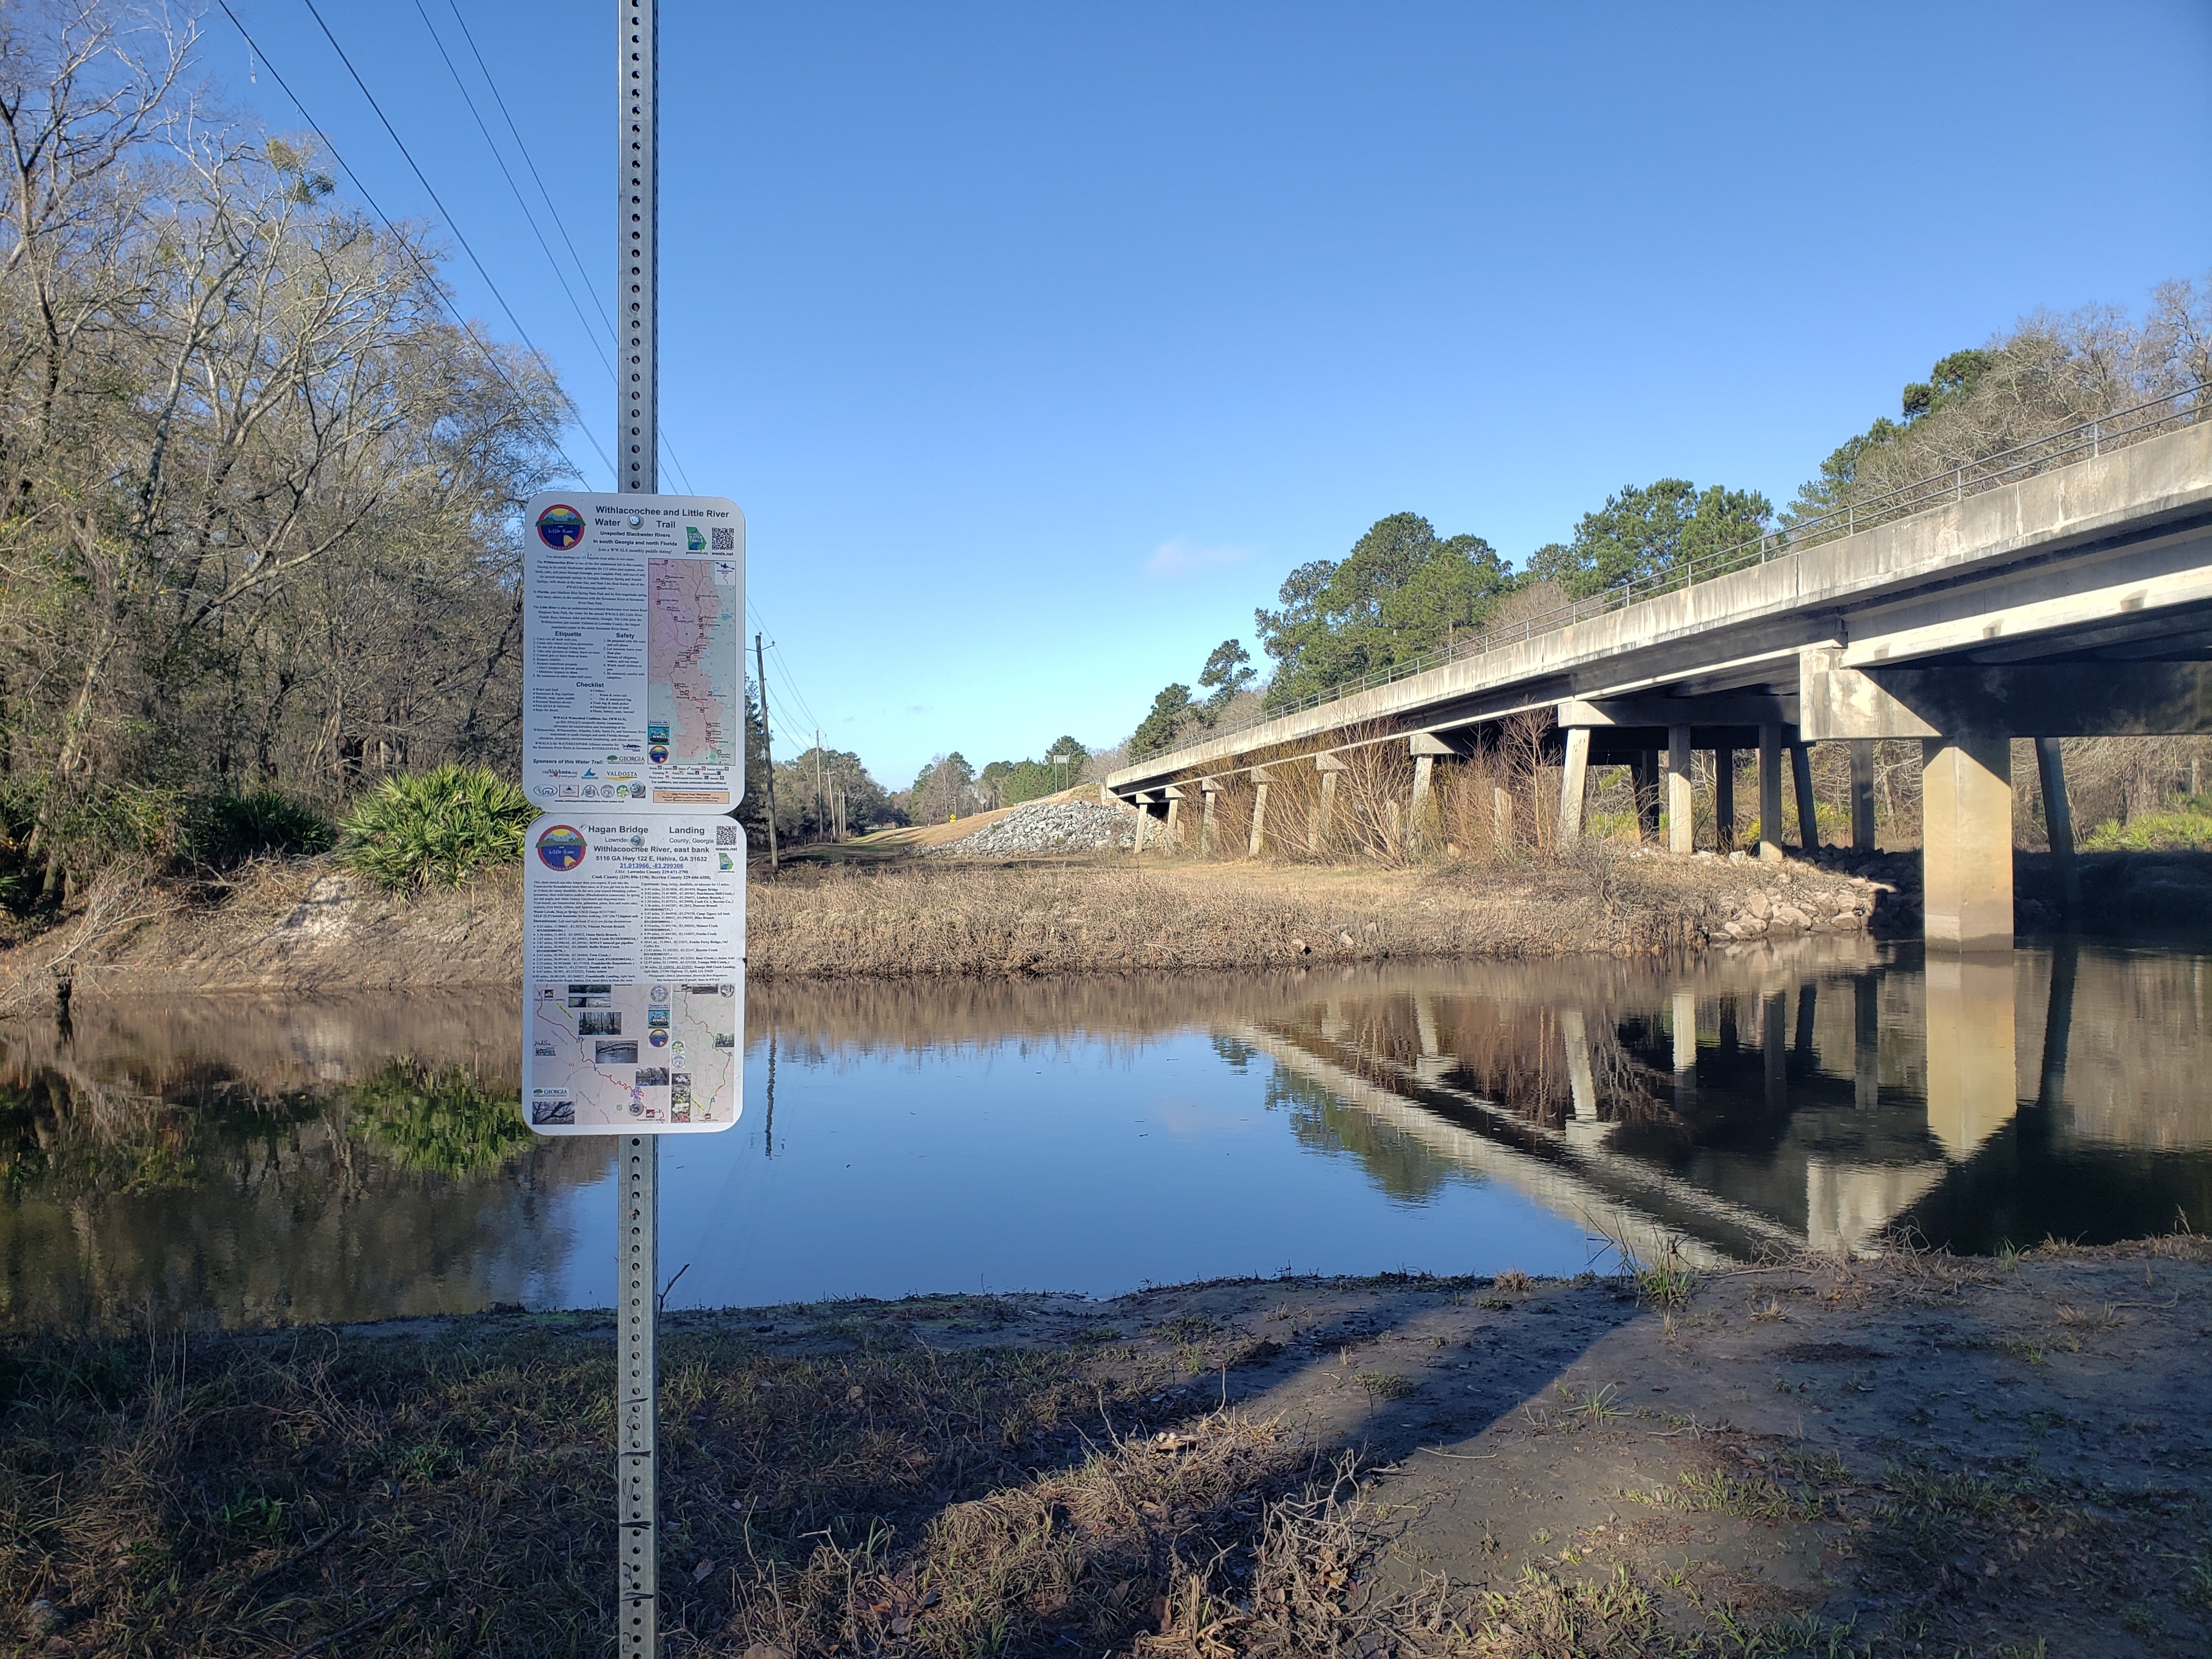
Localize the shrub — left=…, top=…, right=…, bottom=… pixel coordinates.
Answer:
left=187, top=788, right=335, bottom=866
left=2080, top=809, right=2212, bottom=853
left=338, top=764, right=534, bottom=891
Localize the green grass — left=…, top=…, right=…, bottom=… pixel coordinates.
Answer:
left=338, top=764, right=534, bottom=890
left=2080, top=804, right=2212, bottom=852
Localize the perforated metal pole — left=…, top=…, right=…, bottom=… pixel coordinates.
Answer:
left=620, top=0, right=657, bottom=496
left=618, top=1135, right=658, bottom=1656
left=617, top=3, right=659, bottom=1655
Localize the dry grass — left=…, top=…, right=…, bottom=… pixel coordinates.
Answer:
left=0, top=1312, right=1874, bottom=1659
left=747, top=854, right=1840, bottom=981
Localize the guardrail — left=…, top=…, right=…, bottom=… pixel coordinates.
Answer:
left=1132, top=390, right=2209, bottom=770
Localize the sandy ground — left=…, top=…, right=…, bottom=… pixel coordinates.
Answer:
left=636, top=1236, right=2212, bottom=1654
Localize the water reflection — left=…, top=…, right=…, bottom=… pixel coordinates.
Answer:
left=0, top=994, right=596, bottom=1328
left=3, top=940, right=2206, bottom=1329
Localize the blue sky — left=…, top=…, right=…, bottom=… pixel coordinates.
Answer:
left=210, top=2, right=2212, bottom=788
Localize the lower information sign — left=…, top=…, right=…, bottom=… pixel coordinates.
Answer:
left=521, top=812, right=744, bottom=1135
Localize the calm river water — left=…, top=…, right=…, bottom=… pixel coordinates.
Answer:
left=3, top=936, right=2207, bottom=1329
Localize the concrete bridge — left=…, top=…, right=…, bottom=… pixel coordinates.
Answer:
left=1107, top=413, right=2212, bottom=951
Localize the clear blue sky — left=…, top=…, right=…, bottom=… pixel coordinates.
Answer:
left=211, top=1, right=2212, bottom=788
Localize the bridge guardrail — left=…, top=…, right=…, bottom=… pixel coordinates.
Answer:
left=1142, top=390, right=2209, bottom=768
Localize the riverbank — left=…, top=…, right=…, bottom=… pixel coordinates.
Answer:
left=6, top=1236, right=2207, bottom=1657
left=0, top=848, right=1892, bottom=1006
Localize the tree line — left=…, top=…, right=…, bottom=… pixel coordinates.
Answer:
left=1127, top=276, right=2210, bottom=760
left=0, top=5, right=565, bottom=905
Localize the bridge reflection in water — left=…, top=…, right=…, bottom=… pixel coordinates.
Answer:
left=5, top=944, right=2205, bottom=1329
left=1227, top=939, right=2211, bottom=1263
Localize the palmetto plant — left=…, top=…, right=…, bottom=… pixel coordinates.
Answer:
left=338, top=765, right=534, bottom=891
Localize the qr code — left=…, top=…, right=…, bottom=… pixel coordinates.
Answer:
left=715, top=825, right=737, bottom=845
left=710, top=527, right=735, bottom=551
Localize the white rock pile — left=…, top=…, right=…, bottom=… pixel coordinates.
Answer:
left=929, top=800, right=1137, bottom=856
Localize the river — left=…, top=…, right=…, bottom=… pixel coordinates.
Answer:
left=3, top=935, right=2206, bottom=1329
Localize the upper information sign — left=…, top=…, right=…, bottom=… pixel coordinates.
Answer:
left=521, top=491, right=744, bottom=812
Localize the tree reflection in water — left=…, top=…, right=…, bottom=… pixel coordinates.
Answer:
left=0, top=992, right=593, bottom=1331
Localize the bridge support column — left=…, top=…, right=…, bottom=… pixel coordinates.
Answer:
left=1715, top=746, right=1736, bottom=850
left=1132, top=800, right=1148, bottom=853
left=1849, top=741, right=1877, bottom=850
left=1248, top=774, right=1272, bottom=859
left=1757, top=724, right=1784, bottom=863
left=1310, top=755, right=1342, bottom=853
left=1493, top=786, right=1514, bottom=852
left=1200, top=779, right=1220, bottom=856
left=2034, top=737, right=2081, bottom=918
left=1791, top=744, right=1821, bottom=850
left=1409, top=754, right=1435, bottom=854
left=1666, top=724, right=1694, bottom=854
left=1922, top=736, right=2013, bottom=951
left=1164, top=786, right=1184, bottom=846
left=1559, top=729, right=1590, bottom=845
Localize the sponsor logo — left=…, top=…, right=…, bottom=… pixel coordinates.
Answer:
left=535, top=825, right=587, bottom=870
left=535, top=503, right=585, bottom=549
left=686, top=525, right=706, bottom=551
left=648, top=743, right=670, bottom=765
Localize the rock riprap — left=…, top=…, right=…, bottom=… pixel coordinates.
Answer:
left=930, top=800, right=1137, bottom=857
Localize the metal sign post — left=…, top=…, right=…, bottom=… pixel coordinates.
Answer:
left=515, top=5, right=747, bottom=1655
left=618, top=1132, right=657, bottom=1658
left=618, top=6, right=658, bottom=1657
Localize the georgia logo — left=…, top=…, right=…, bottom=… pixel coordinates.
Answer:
left=535, top=824, right=587, bottom=870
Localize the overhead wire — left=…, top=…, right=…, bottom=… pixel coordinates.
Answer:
left=212, top=0, right=606, bottom=485
left=294, top=0, right=624, bottom=478
left=410, top=0, right=616, bottom=389
left=238, top=3, right=813, bottom=737
left=424, top=0, right=697, bottom=495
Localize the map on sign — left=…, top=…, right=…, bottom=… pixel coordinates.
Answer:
left=528, top=981, right=738, bottom=1128
left=520, top=491, right=745, bottom=814
left=647, top=557, right=739, bottom=765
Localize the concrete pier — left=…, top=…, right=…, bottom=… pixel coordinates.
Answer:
left=1714, top=746, right=1735, bottom=850
left=1666, top=724, right=1694, bottom=854
left=1247, top=772, right=1272, bottom=858
left=1758, top=725, right=1785, bottom=864
left=1849, top=741, right=1876, bottom=850
left=1790, top=744, right=1820, bottom=850
left=1922, top=737, right=2013, bottom=951
left=2035, top=737, right=2081, bottom=917
left=1559, top=729, right=1590, bottom=844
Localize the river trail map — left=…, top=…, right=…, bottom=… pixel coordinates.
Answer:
left=646, top=556, right=739, bottom=765
left=528, top=981, right=738, bottom=1130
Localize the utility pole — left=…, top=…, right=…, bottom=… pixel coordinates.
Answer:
left=754, top=632, right=778, bottom=869
left=814, top=726, right=824, bottom=840
left=616, top=5, right=659, bottom=1655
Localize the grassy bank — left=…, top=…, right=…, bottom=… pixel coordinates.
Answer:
left=738, top=854, right=1885, bottom=980
left=7, top=1237, right=2210, bottom=1656
left=0, top=847, right=1889, bottom=1004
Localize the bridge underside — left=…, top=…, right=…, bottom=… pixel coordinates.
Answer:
left=1107, top=422, right=2212, bottom=954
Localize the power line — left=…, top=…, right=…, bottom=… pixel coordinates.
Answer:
left=295, top=0, right=615, bottom=480
left=436, top=0, right=697, bottom=497
left=213, top=0, right=606, bottom=484
left=410, top=0, right=616, bottom=388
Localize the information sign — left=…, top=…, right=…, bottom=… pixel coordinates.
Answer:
left=521, top=811, right=744, bottom=1135
left=521, top=491, right=746, bottom=812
